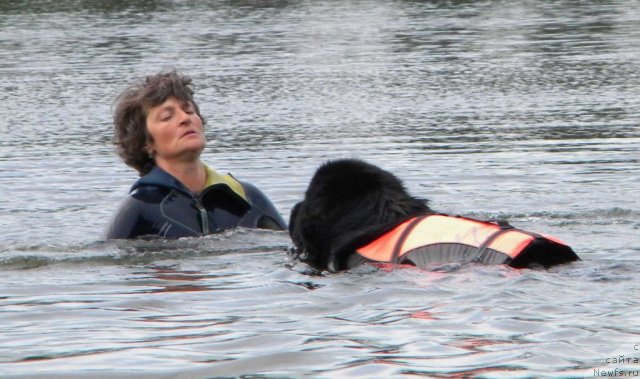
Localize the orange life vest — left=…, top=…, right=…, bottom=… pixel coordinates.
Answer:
left=356, top=214, right=576, bottom=267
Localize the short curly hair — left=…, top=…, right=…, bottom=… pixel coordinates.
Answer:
left=112, top=70, right=206, bottom=176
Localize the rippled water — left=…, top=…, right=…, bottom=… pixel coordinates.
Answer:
left=1, top=0, right=639, bottom=377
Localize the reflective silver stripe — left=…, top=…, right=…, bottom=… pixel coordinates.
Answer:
left=194, top=199, right=209, bottom=235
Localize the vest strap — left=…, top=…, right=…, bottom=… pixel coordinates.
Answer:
left=390, top=216, right=427, bottom=264
left=475, top=220, right=514, bottom=263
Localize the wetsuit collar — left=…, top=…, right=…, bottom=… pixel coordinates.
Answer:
left=203, top=165, right=247, bottom=201
left=131, top=166, right=189, bottom=194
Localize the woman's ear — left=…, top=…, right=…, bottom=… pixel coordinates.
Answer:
left=144, top=144, right=154, bottom=159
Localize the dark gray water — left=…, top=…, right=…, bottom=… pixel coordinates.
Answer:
left=1, top=1, right=639, bottom=377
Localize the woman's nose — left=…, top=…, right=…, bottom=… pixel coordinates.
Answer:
left=177, top=109, right=191, bottom=125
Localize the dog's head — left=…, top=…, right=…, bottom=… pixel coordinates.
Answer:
left=289, top=159, right=432, bottom=271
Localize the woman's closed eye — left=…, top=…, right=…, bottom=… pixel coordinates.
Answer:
left=159, top=112, right=172, bottom=122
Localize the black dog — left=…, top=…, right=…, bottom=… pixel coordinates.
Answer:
left=289, top=159, right=579, bottom=272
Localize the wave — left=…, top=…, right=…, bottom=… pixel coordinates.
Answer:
left=2, top=208, right=636, bottom=270
left=0, top=228, right=291, bottom=270
left=461, top=207, right=639, bottom=223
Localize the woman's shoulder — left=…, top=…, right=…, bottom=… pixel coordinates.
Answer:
left=233, top=179, right=287, bottom=229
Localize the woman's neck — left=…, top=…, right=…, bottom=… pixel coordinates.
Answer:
left=156, top=159, right=207, bottom=193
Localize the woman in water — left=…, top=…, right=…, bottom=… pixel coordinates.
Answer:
left=105, top=70, right=286, bottom=239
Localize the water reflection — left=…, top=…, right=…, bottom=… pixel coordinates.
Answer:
left=0, top=0, right=297, bottom=14
left=135, top=266, right=212, bottom=293
left=0, top=0, right=172, bottom=14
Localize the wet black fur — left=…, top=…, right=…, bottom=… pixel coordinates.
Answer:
left=289, top=159, right=432, bottom=271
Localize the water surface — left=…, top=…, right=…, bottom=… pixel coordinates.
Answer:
left=1, top=0, right=639, bottom=377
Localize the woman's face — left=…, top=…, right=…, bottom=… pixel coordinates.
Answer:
left=145, top=97, right=206, bottom=164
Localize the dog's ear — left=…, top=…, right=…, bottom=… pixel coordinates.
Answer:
left=288, top=200, right=333, bottom=270
left=288, top=202, right=301, bottom=236
left=289, top=201, right=310, bottom=254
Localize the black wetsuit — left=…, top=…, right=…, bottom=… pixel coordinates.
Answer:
left=105, top=166, right=286, bottom=239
